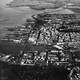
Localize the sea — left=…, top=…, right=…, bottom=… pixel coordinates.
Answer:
left=0, top=2, right=43, bottom=38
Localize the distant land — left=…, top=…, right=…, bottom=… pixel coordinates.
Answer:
left=7, top=0, right=80, bottom=7
left=7, top=0, right=80, bottom=14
